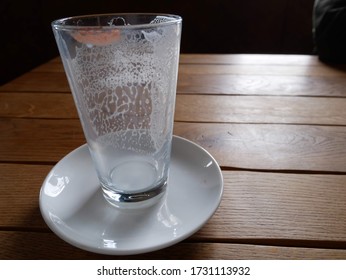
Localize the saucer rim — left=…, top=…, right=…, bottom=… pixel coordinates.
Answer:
left=39, top=135, right=223, bottom=255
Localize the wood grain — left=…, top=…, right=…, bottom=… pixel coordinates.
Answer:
left=2, top=72, right=346, bottom=97
left=205, top=172, right=346, bottom=243
left=3, top=56, right=346, bottom=98
left=31, top=58, right=346, bottom=77
left=0, top=92, right=77, bottom=118
left=175, top=123, right=346, bottom=172
left=0, top=164, right=51, bottom=230
left=1, top=163, right=345, bottom=246
left=0, top=72, right=70, bottom=93
left=179, top=54, right=323, bottom=65
left=36, top=54, right=323, bottom=68
left=1, top=54, right=346, bottom=259
left=1, top=231, right=345, bottom=259
left=2, top=119, right=346, bottom=172
left=3, top=92, right=346, bottom=126
left=178, top=74, right=346, bottom=97
left=175, top=95, right=346, bottom=125
left=31, top=55, right=323, bottom=73
left=0, top=118, right=84, bottom=163
left=179, top=64, right=346, bottom=77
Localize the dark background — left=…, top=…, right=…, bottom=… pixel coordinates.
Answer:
left=1, top=0, right=315, bottom=85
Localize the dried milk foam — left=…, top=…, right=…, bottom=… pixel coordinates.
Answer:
left=68, top=16, right=180, bottom=204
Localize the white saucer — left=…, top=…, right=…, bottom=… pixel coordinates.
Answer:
left=39, top=136, right=223, bottom=255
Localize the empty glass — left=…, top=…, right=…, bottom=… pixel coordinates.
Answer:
left=52, top=14, right=182, bottom=208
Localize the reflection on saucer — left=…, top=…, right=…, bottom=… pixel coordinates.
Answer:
left=157, top=197, right=181, bottom=229
left=44, top=172, right=70, bottom=197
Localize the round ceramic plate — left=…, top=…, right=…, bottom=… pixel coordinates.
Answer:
left=39, top=136, right=223, bottom=255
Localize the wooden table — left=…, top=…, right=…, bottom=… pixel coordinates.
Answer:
left=1, top=54, right=346, bottom=259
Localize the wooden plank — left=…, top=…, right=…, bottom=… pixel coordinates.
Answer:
left=30, top=57, right=64, bottom=72
left=178, top=74, right=346, bottom=97
left=0, top=92, right=77, bottom=118
left=206, top=172, right=346, bottom=243
left=32, top=55, right=323, bottom=74
left=3, top=54, right=346, bottom=97
left=30, top=63, right=64, bottom=73
left=2, top=71, right=346, bottom=97
left=0, top=72, right=70, bottom=93
left=174, top=122, right=346, bottom=172
left=3, top=92, right=346, bottom=126
left=179, top=54, right=322, bottom=66
left=0, top=164, right=52, bottom=230
left=178, top=64, right=346, bottom=77
left=31, top=57, right=345, bottom=77
left=1, top=231, right=346, bottom=259
left=1, top=164, right=346, bottom=244
left=0, top=119, right=84, bottom=163
left=2, top=119, right=346, bottom=172
left=175, top=95, right=346, bottom=125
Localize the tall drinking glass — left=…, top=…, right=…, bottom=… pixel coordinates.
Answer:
left=52, top=14, right=182, bottom=208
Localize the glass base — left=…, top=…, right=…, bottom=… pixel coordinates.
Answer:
left=101, top=180, right=167, bottom=209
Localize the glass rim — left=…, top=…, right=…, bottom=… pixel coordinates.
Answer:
left=52, top=13, right=182, bottom=30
